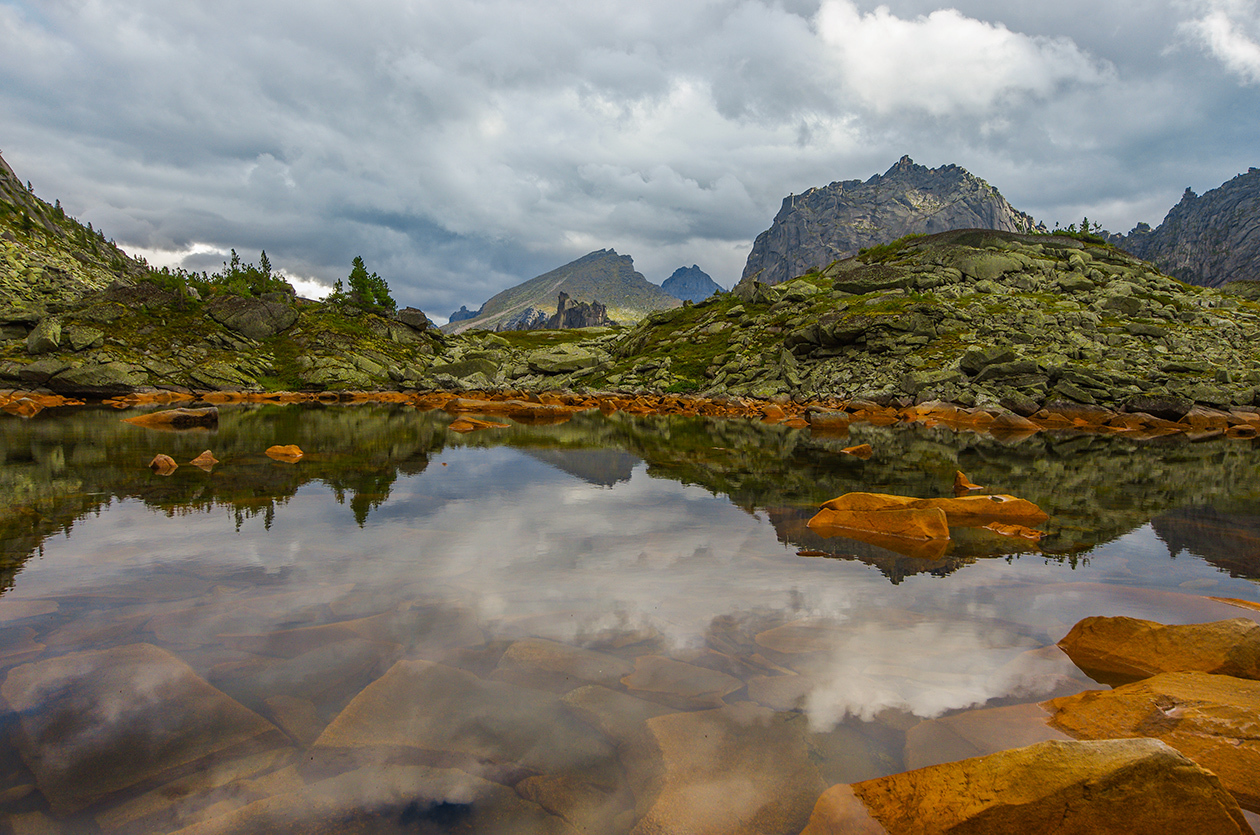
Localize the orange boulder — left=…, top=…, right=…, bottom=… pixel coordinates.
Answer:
left=954, top=471, right=984, bottom=495
left=840, top=444, right=873, bottom=459
left=189, top=450, right=219, bottom=471
left=265, top=445, right=304, bottom=463
left=148, top=454, right=178, bottom=475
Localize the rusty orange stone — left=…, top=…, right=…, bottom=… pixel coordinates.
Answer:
left=265, top=444, right=304, bottom=463
left=148, top=454, right=178, bottom=475
left=841, top=444, right=873, bottom=459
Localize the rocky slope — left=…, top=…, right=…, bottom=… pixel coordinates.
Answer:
left=737, top=156, right=1041, bottom=290
left=1112, top=167, right=1260, bottom=287
left=661, top=265, right=722, bottom=302
left=442, top=249, right=680, bottom=333
left=0, top=151, right=150, bottom=316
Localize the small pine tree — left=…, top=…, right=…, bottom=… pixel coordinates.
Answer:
left=346, top=256, right=395, bottom=312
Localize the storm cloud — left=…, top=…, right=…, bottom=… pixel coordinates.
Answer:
left=2, top=0, right=1257, bottom=316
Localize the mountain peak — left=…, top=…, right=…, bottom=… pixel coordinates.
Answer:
left=738, top=158, right=1038, bottom=288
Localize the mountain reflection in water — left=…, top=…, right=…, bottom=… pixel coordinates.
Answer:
left=0, top=403, right=1258, bottom=833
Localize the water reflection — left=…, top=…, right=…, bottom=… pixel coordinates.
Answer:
left=1, top=404, right=1259, bottom=832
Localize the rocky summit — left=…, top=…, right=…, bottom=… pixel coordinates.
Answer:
left=442, top=248, right=679, bottom=334
left=737, top=155, right=1040, bottom=290
left=1112, top=166, right=1260, bottom=288
left=660, top=265, right=722, bottom=302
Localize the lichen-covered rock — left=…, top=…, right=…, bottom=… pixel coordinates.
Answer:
left=206, top=294, right=297, bottom=340
left=802, top=738, right=1251, bottom=835
left=47, top=361, right=148, bottom=396
left=24, top=318, right=60, bottom=354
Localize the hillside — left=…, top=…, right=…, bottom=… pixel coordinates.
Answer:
left=0, top=151, right=150, bottom=315
left=443, top=249, right=680, bottom=333
left=737, top=156, right=1041, bottom=290
left=1112, top=167, right=1260, bottom=287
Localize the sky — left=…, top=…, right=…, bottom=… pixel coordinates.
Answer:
left=2, top=0, right=1259, bottom=318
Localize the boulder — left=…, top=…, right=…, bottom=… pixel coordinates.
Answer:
left=24, top=318, right=61, bottom=354
left=1044, top=671, right=1260, bottom=810
left=265, top=445, right=303, bottom=463
left=396, top=306, right=432, bottom=331
left=0, top=644, right=283, bottom=816
left=816, top=492, right=1049, bottom=527
left=528, top=346, right=600, bottom=374
left=62, top=325, right=104, bottom=352
left=1058, top=616, right=1260, bottom=683
left=148, top=454, right=178, bottom=475
left=807, top=506, right=950, bottom=542
left=206, top=294, right=297, bottom=340
left=47, top=361, right=148, bottom=397
left=802, top=738, right=1251, bottom=835
left=189, top=450, right=219, bottom=470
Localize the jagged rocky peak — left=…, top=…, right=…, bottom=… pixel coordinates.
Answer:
left=661, top=265, right=722, bottom=302
left=736, top=155, right=1040, bottom=289
left=447, top=304, right=480, bottom=323
left=1112, top=167, right=1260, bottom=287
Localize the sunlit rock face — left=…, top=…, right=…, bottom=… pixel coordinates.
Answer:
left=802, top=738, right=1252, bottom=835
left=1045, top=671, right=1260, bottom=812
left=1057, top=616, right=1260, bottom=684
left=737, top=155, right=1039, bottom=290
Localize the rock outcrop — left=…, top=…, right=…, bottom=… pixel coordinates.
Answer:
left=447, top=304, right=480, bottom=323
left=661, top=265, right=722, bottom=302
left=1114, top=167, right=1260, bottom=287
left=801, top=738, right=1253, bottom=835
left=546, top=292, right=609, bottom=329
left=1044, top=671, right=1260, bottom=811
left=1058, top=616, right=1260, bottom=683
left=737, top=155, right=1040, bottom=290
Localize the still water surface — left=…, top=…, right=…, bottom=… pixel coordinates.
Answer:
left=1, top=404, right=1259, bottom=833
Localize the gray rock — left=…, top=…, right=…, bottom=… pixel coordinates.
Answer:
left=428, top=357, right=500, bottom=381
left=206, top=295, right=298, bottom=340
left=48, top=362, right=149, bottom=396
left=960, top=346, right=1018, bottom=376
left=25, top=319, right=60, bottom=354
left=18, top=357, right=70, bottom=384
left=62, top=325, right=104, bottom=352
left=396, top=306, right=432, bottom=331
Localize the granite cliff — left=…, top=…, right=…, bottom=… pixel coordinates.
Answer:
left=1112, top=167, right=1260, bottom=287
left=737, top=156, right=1040, bottom=290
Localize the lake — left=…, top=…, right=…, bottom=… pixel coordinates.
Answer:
left=2, top=402, right=1259, bottom=833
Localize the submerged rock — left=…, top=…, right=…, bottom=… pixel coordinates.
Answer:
left=0, top=644, right=284, bottom=816
left=802, top=738, right=1251, bottom=835
left=634, top=702, right=826, bottom=835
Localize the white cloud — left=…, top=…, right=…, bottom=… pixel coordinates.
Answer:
left=1181, top=0, right=1260, bottom=83
left=815, top=2, right=1109, bottom=115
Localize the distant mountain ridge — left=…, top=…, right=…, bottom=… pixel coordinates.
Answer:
left=1111, top=167, right=1260, bottom=287
left=443, top=248, right=679, bottom=333
left=736, top=155, right=1041, bottom=289
left=661, top=265, right=722, bottom=302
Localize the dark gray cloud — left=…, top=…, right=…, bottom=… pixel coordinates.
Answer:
left=2, top=0, right=1258, bottom=317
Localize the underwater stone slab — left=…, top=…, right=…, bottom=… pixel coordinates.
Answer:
left=903, top=702, right=1072, bottom=771
left=620, top=654, right=743, bottom=710
left=167, top=764, right=574, bottom=835
left=0, top=643, right=284, bottom=816
left=314, top=660, right=614, bottom=777
left=632, top=702, right=826, bottom=835
left=491, top=638, right=635, bottom=693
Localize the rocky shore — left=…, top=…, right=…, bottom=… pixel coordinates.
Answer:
left=5, top=230, right=1260, bottom=429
